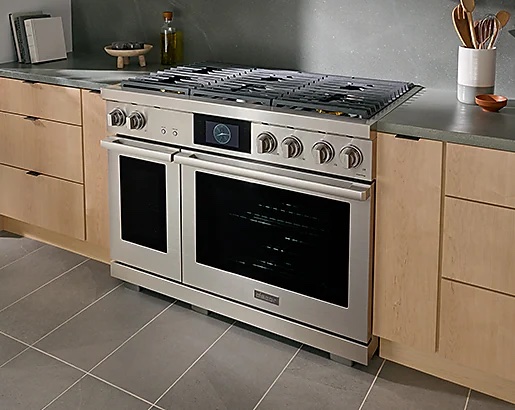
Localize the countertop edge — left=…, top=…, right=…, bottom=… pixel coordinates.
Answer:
left=0, top=69, right=103, bottom=91
left=376, top=121, right=515, bottom=153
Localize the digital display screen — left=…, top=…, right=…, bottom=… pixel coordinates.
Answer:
left=205, top=121, right=240, bottom=149
left=194, top=114, right=251, bottom=153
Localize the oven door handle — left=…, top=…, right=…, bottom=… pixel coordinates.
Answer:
left=100, top=137, right=178, bottom=162
left=175, top=153, right=371, bottom=201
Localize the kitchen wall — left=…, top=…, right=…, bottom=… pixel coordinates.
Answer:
left=0, top=0, right=72, bottom=63
left=73, top=0, right=515, bottom=96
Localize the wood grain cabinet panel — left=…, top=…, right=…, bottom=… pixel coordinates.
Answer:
left=446, top=143, right=515, bottom=208
left=0, top=77, right=81, bottom=125
left=439, top=280, right=515, bottom=383
left=443, top=197, right=515, bottom=296
left=0, top=164, right=85, bottom=240
left=373, top=133, right=443, bottom=352
left=82, top=90, right=109, bottom=249
left=0, top=112, right=83, bottom=183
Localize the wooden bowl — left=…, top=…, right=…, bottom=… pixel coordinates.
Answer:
left=104, top=44, right=153, bottom=68
left=104, top=44, right=153, bottom=57
left=475, top=94, right=508, bottom=112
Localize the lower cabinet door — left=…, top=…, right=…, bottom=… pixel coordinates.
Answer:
left=439, top=279, right=515, bottom=382
left=0, top=164, right=85, bottom=240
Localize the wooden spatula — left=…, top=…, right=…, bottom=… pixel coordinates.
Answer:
left=453, top=5, right=474, bottom=48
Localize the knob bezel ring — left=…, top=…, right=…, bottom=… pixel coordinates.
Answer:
left=311, top=141, right=335, bottom=164
left=339, top=144, right=364, bottom=169
left=281, top=136, right=303, bottom=159
left=256, top=132, right=278, bottom=154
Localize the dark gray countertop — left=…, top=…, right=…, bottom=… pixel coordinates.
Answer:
left=376, top=88, right=515, bottom=152
left=0, top=52, right=162, bottom=91
left=1, top=56, right=514, bottom=152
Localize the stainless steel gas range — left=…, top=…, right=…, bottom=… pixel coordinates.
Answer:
left=101, top=63, right=420, bottom=365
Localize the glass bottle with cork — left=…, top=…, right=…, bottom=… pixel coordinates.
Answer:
left=160, top=11, right=183, bottom=65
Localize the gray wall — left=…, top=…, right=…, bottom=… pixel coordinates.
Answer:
left=1, top=0, right=72, bottom=63
left=73, top=0, right=515, bottom=96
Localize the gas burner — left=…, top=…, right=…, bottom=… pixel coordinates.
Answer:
left=120, top=62, right=415, bottom=118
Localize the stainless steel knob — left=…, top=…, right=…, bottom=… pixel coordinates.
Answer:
left=340, top=145, right=363, bottom=169
left=311, top=141, right=335, bottom=164
left=107, top=108, right=126, bottom=127
left=127, top=111, right=146, bottom=130
left=256, top=132, right=277, bottom=154
left=281, top=136, right=303, bottom=159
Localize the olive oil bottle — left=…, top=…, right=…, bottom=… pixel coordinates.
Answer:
left=160, top=11, right=183, bottom=65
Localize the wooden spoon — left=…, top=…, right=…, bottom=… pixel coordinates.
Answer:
left=496, top=10, right=511, bottom=28
left=461, top=0, right=479, bottom=48
left=488, top=11, right=510, bottom=48
left=453, top=5, right=474, bottom=48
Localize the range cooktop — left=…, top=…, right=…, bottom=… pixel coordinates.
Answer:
left=121, top=62, right=416, bottom=120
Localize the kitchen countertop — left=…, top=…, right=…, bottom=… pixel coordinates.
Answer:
left=1, top=56, right=514, bottom=152
left=0, top=52, right=161, bottom=91
left=376, top=88, right=515, bottom=152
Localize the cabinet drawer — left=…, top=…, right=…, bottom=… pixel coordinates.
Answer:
left=439, top=280, right=515, bottom=382
left=0, top=164, right=85, bottom=240
left=446, top=143, right=515, bottom=208
left=0, top=112, right=83, bottom=183
left=443, top=197, right=515, bottom=296
left=0, top=78, right=81, bottom=125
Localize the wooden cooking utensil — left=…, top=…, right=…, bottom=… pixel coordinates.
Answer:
left=453, top=5, right=474, bottom=48
left=460, top=0, right=479, bottom=48
left=496, top=10, right=511, bottom=28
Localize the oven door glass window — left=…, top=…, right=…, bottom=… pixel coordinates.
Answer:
left=119, top=156, right=167, bottom=252
left=195, top=172, right=350, bottom=307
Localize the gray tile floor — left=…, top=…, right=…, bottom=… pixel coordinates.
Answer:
left=0, top=231, right=513, bottom=410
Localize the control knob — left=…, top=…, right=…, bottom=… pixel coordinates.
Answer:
left=127, top=111, right=146, bottom=130
left=340, top=145, right=363, bottom=169
left=311, top=141, right=335, bottom=164
left=107, top=108, right=126, bottom=127
left=256, top=132, right=277, bottom=154
left=281, top=136, right=303, bottom=159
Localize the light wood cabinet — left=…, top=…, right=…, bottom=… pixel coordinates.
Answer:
left=82, top=90, right=110, bottom=250
left=446, top=143, right=515, bottom=209
left=0, top=78, right=81, bottom=125
left=0, top=164, right=85, bottom=239
left=443, top=197, right=515, bottom=296
left=373, top=133, right=443, bottom=352
left=0, top=111, right=83, bottom=183
left=439, top=279, right=515, bottom=383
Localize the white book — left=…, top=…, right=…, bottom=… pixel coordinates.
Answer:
left=24, top=17, right=67, bottom=64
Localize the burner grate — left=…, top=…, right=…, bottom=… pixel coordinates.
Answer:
left=190, top=69, right=325, bottom=105
left=120, top=62, right=415, bottom=118
left=273, top=76, right=414, bottom=119
left=121, top=62, right=253, bottom=94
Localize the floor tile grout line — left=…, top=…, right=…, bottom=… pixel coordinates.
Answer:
left=31, top=282, right=124, bottom=346
left=87, top=300, right=176, bottom=374
left=40, top=373, right=88, bottom=410
left=0, top=244, right=47, bottom=273
left=252, top=344, right=303, bottom=410
left=0, top=291, right=175, bottom=409
left=463, top=388, right=472, bottom=410
left=30, top=341, right=164, bottom=410
left=0, top=259, right=89, bottom=314
left=87, top=372, right=166, bottom=410
left=357, top=358, right=386, bottom=410
left=0, top=346, right=30, bottom=369
left=150, top=321, right=236, bottom=408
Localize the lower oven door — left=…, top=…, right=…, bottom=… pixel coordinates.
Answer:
left=176, top=150, right=374, bottom=343
left=101, top=136, right=181, bottom=281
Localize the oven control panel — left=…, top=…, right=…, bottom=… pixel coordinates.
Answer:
left=106, top=102, right=193, bottom=145
left=251, top=123, right=374, bottom=181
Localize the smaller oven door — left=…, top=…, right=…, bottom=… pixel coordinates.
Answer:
left=101, top=137, right=181, bottom=281
left=176, top=150, right=373, bottom=343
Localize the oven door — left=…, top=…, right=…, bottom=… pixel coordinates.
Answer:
left=101, top=136, right=181, bottom=281
left=176, top=150, right=373, bottom=343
